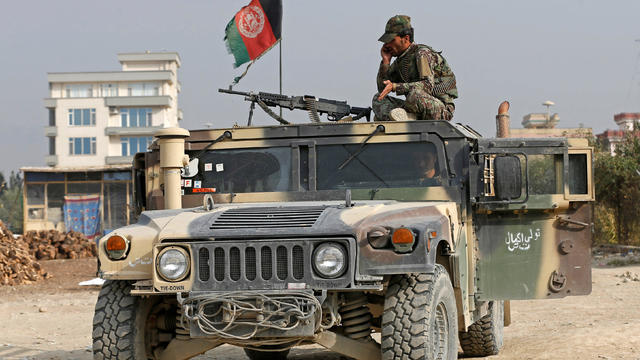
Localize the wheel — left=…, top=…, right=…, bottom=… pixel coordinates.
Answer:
left=459, top=300, right=504, bottom=357
left=381, top=265, right=458, bottom=360
left=92, top=280, right=172, bottom=359
left=244, top=347, right=290, bottom=360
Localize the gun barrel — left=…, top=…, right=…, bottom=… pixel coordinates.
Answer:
left=218, top=88, right=250, bottom=96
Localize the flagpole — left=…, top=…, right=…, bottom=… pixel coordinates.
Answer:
left=279, top=39, right=283, bottom=118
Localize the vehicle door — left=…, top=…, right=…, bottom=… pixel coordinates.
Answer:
left=471, top=138, right=594, bottom=300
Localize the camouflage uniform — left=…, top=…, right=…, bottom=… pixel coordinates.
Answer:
left=373, top=16, right=458, bottom=121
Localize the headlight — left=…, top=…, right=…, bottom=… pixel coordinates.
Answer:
left=313, top=243, right=347, bottom=278
left=157, top=247, right=190, bottom=282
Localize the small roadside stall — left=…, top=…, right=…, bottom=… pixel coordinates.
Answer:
left=21, top=166, right=134, bottom=239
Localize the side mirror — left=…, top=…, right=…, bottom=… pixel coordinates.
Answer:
left=494, top=156, right=522, bottom=200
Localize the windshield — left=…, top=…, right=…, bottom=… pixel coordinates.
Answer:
left=182, top=142, right=443, bottom=195
left=185, top=147, right=292, bottom=194
left=317, top=142, right=442, bottom=190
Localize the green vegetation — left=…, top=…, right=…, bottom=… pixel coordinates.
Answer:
left=594, top=128, right=640, bottom=246
left=0, top=171, right=23, bottom=234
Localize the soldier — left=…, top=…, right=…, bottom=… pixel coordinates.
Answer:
left=413, top=147, right=441, bottom=186
left=373, top=15, right=458, bottom=121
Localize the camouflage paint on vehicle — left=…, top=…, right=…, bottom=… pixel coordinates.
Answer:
left=95, top=119, right=594, bottom=359
left=473, top=137, right=593, bottom=300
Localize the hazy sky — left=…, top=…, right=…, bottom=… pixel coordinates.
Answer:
left=1, top=0, right=640, bottom=176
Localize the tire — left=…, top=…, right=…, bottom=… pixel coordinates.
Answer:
left=381, top=265, right=458, bottom=360
left=92, top=280, right=156, bottom=359
left=244, top=347, right=290, bottom=360
left=459, top=300, right=504, bottom=357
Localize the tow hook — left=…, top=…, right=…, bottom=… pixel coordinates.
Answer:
left=548, top=270, right=567, bottom=293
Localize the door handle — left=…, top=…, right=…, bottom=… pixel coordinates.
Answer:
left=555, top=215, right=588, bottom=228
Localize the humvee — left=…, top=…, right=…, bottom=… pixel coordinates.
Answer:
left=93, top=111, right=594, bottom=360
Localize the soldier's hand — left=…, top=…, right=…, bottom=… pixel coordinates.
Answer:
left=378, top=80, right=394, bottom=100
left=381, top=44, right=392, bottom=64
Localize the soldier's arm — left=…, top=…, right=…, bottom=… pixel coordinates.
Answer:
left=394, top=48, right=437, bottom=96
left=377, top=61, right=391, bottom=92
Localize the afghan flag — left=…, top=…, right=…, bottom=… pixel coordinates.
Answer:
left=225, top=0, right=282, bottom=68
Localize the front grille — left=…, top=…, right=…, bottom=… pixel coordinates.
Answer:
left=261, top=247, right=272, bottom=280
left=192, top=239, right=353, bottom=291
left=292, top=245, right=304, bottom=280
left=245, top=247, right=256, bottom=281
left=230, top=247, right=241, bottom=281
left=209, top=206, right=326, bottom=229
left=214, top=248, right=225, bottom=281
left=199, top=248, right=210, bottom=281
left=198, top=244, right=297, bottom=283
left=276, top=246, right=288, bottom=280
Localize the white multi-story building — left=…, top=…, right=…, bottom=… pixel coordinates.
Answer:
left=44, top=51, right=182, bottom=167
left=21, top=52, right=181, bottom=234
left=596, top=113, right=640, bottom=155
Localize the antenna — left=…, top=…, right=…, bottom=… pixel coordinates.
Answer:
left=542, top=100, right=555, bottom=124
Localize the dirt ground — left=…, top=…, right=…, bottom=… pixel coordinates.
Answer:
left=0, top=258, right=639, bottom=360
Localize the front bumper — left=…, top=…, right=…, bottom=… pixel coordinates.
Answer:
left=179, top=290, right=321, bottom=339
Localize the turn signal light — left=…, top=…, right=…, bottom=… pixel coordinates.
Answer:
left=427, top=231, right=438, bottom=252
left=105, top=235, right=129, bottom=260
left=106, top=235, right=127, bottom=251
left=392, top=228, right=415, bottom=244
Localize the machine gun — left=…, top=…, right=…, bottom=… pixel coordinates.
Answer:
left=219, top=88, right=372, bottom=125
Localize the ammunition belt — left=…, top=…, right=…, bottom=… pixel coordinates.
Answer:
left=432, top=78, right=456, bottom=95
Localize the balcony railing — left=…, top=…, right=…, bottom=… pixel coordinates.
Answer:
left=45, top=155, right=58, bottom=166
left=105, top=126, right=162, bottom=136
left=44, top=126, right=57, bottom=137
left=105, top=156, right=134, bottom=165
left=105, top=95, right=171, bottom=107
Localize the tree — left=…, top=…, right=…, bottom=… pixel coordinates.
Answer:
left=594, top=131, right=640, bottom=245
left=9, top=171, right=22, bottom=189
left=0, top=171, right=5, bottom=195
left=0, top=171, right=23, bottom=234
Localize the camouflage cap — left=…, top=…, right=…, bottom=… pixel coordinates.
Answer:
left=378, top=15, right=412, bottom=43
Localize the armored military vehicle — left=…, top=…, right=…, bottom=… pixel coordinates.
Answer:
left=92, top=104, right=594, bottom=360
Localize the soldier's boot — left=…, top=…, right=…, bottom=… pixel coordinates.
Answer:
left=390, top=108, right=418, bottom=121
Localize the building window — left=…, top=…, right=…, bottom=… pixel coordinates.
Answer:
left=120, top=108, right=152, bottom=127
left=121, top=136, right=152, bottom=156
left=49, top=137, right=55, bottom=155
left=127, top=82, right=160, bottom=96
left=69, top=137, right=97, bottom=155
left=101, top=83, right=119, bottom=97
left=47, top=183, right=65, bottom=223
left=65, top=84, right=93, bottom=98
left=26, top=184, right=45, bottom=220
left=26, top=184, right=45, bottom=205
left=48, top=109, right=55, bottom=126
left=68, top=108, right=96, bottom=126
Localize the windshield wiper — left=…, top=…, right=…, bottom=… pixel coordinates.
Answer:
left=191, top=130, right=232, bottom=160
left=338, top=125, right=385, bottom=170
